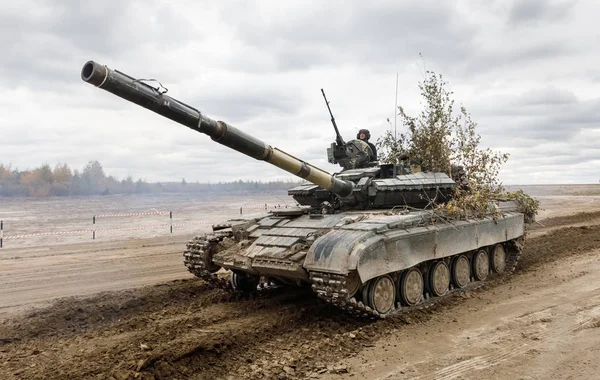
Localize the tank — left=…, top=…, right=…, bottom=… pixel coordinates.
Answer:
left=81, top=61, right=525, bottom=318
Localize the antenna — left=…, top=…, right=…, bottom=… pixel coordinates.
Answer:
left=394, top=72, right=398, bottom=140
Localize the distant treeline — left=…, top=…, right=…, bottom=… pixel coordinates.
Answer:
left=0, top=161, right=303, bottom=197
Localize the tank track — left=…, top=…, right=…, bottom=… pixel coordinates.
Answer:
left=311, top=238, right=523, bottom=319
left=183, top=232, right=290, bottom=294
left=183, top=231, right=234, bottom=290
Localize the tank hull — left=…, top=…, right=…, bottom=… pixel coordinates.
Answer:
left=185, top=202, right=525, bottom=317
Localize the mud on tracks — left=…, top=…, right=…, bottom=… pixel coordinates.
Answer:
left=1, top=213, right=600, bottom=380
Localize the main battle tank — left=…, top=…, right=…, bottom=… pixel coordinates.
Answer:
left=81, top=61, right=525, bottom=318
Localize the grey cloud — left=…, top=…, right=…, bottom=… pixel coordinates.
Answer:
left=484, top=113, right=597, bottom=142
left=569, top=132, right=600, bottom=149
left=466, top=84, right=600, bottom=180
left=472, top=87, right=587, bottom=116
left=589, top=70, right=600, bottom=82
left=188, top=89, right=302, bottom=124
left=457, top=40, right=578, bottom=78
left=506, top=123, right=576, bottom=141
left=510, top=149, right=600, bottom=165
left=508, top=0, right=576, bottom=25
left=299, top=144, right=332, bottom=160
left=516, top=87, right=578, bottom=105
left=472, top=87, right=600, bottom=145
left=0, top=0, right=197, bottom=87
left=221, top=1, right=478, bottom=71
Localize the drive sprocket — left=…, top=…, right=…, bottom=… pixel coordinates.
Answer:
left=183, top=232, right=234, bottom=290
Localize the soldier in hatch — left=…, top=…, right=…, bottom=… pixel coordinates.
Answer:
left=357, top=129, right=378, bottom=161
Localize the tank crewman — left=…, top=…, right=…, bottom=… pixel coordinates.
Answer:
left=357, top=129, right=378, bottom=161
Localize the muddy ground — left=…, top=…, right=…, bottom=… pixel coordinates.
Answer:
left=1, top=188, right=600, bottom=379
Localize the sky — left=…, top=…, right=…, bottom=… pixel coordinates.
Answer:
left=1, top=0, right=599, bottom=185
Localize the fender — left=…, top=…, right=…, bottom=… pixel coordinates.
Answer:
left=304, top=212, right=525, bottom=283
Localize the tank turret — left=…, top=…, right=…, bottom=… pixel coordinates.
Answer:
left=81, top=61, right=456, bottom=213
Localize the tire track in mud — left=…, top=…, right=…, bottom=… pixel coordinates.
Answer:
left=1, top=214, right=600, bottom=380
left=414, top=286, right=600, bottom=380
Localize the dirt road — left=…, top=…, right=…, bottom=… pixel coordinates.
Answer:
left=1, top=192, right=600, bottom=379
left=0, top=235, right=196, bottom=319
left=318, top=246, right=600, bottom=380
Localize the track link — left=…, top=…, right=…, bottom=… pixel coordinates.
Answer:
left=311, top=238, right=523, bottom=320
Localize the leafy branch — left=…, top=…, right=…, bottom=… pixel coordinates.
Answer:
left=377, top=70, right=539, bottom=222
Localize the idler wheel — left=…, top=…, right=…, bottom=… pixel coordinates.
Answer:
left=361, top=281, right=372, bottom=305
left=230, top=271, right=260, bottom=292
left=429, top=261, right=450, bottom=297
left=491, top=244, right=507, bottom=273
left=472, top=249, right=490, bottom=281
left=366, top=275, right=396, bottom=315
left=452, top=255, right=471, bottom=288
left=399, top=268, right=424, bottom=306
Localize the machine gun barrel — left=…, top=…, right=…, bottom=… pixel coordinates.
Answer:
left=81, top=61, right=354, bottom=197
left=321, top=89, right=345, bottom=147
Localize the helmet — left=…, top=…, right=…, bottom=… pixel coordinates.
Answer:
left=357, top=129, right=371, bottom=140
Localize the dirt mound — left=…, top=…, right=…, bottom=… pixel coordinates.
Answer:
left=4, top=280, right=231, bottom=341
left=0, top=279, right=367, bottom=379
left=1, top=212, right=600, bottom=380
left=521, top=225, right=600, bottom=270
left=529, top=210, right=600, bottom=230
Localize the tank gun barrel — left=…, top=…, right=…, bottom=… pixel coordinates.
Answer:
left=80, top=61, right=354, bottom=197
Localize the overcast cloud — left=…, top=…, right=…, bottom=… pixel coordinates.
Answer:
left=1, top=0, right=599, bottom=185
